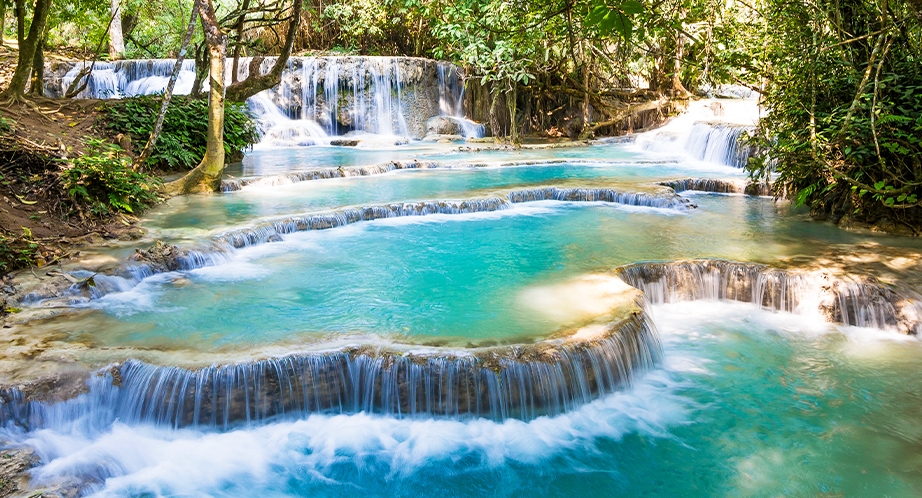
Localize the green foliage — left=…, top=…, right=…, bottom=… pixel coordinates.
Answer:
left=0, top=228, right=41, bottom=273
left=103, top=95, right=258, bottom=171
left=0, top=116, right=14, bottom=135
left=63, top=138, right=162, bottom=215
left=586, top=0, right=643, bottom=42
left=749, top=0, right=922, bottom=227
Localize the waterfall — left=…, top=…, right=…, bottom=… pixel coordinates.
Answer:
left=659, top=178, right=772, bottom=196
left=506, top=187, right=695, bottom=209
left=428, top=63, right=485, bottom=139
left=247, top=92, right=329, bottom=147
left=45, top=57, right=480, bottom=141
left=616, top=260, right=922, bottom=335
left=634, top=99, right=760, bottom=168
left=52, top=59, right=198, bottom=99
left=0, top=306, right=662, bottom=429
left=684, top=123, right=754, bottom=168
left=214, top=189, right=691, bottom=249
left=221, top=158, right=632, bottom=192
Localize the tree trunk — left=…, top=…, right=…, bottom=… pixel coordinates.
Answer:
left=108, top=0, right=126, bottom=59
left=165, top=0, right=227, bottom=195
left=191, top=42, right=209, bottom=97
left=28, top=32, right=44, bottom=95
left=506, top=81, right=518, bottom=145
left=488, top=86, right=501, bottom=140
left=0, top=1, right=7, bottom=47
left=2, top=0, right=51, bottom=98
left=14, top=0, right=23, bottom=46
left=230, top=0, right=252, bottom=84
left=671, top=12, right=690, bottom=98
left=224, top=0, right=302, bottom=102
left=133, top=0, right=201, bottom=171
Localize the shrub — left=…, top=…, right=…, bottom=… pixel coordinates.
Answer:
left=103, top=95, right=258, bottom=171
left=63, top=138, right=163, bottom=215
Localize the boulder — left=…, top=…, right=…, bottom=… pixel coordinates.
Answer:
left=426, top=116, right=463, bottom=136
left=329, top=139, right=360, bottom=147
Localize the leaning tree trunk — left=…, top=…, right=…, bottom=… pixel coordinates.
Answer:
left=133, top=0, right=201, bottom=171
left=2, top=0, right=52, bottom=99
left=165, top=0, right=227, bottom=195
left=108, top=0, right=126, bottom=59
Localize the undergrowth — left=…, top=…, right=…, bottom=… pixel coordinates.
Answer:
left=102, top=95, right=258, bottom=171
left=62, top=138, right=163, bottom=215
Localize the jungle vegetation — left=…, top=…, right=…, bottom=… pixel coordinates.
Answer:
left=0, top=0, right=919, bottom=226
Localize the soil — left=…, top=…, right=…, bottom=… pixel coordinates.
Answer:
left=0, top=43, right=147, bottom=281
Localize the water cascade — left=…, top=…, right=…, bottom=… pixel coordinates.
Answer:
left=46, top=59, right=198, bottom=99
left=659, top=178, right=772, bottom=196
left=16, top=186, right=691, bottom=306
left=220, top=159, right=641, bottom=192
left=429, top=64, right=486, bottom=138
left=634, top=99, right=760, bottom=168
left=683, top=123, right=755, bottom=168
left=0, top=298, right=662, bottom=428
left=617, top=260, right=922, bottom=334
left=44, top=57, right=483, bottom=141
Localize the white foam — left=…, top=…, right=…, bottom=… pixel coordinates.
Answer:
left=16, top=370, right=692, bottom=496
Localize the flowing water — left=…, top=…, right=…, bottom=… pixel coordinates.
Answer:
left=12, top=59, right=922, bottom=495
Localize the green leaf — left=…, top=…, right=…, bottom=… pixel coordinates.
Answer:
left=620, top=0, right=643, bottom=14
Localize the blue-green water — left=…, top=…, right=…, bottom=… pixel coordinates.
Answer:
left=16, top=302, right=922, bottom=496
left=92, top=193, right=920, bottom=350
left=8, top=137, right=922, bottom=496
left=148, top=152, right=744, bottom=242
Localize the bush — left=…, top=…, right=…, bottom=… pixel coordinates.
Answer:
left=749, top=0, right=922, bottom=230
left=63, top=138, right=163, bottom=215
left=103, top=95, right=259, bottom=171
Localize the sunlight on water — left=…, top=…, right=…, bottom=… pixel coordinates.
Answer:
left=9, top=303, right=922, bottom=497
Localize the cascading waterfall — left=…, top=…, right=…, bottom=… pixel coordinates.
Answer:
left=0, top=306, right=662, bottom=429
left=616, top=260, right=922, bottom=334
left=45, top=57, right=482, bottom=141
left=50, top=59, right=198, bottom=99
left=433, top=63, right=485, bottom=138
left=634, top=99, right=760, bottom=168
left=197, top=188, right=692, bottom=250
left=220, top=158, right=639, bottom=192
left=684, top=123, right=755, bottom=168
left=659, top=178, right=772, bottom=196
left=245, top=57, right=457, bottom=141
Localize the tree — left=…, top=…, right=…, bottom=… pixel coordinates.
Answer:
left=109, top=0, right=126, bottom=58
left=164, top=0, right=227, bottom=194
left=1, top=0, right=53, bottom=99
left=133, top=0, right=202, bottom=171
left=225, top=0, right=303, bottom=102
left=748, top=0, right=922, bottom=230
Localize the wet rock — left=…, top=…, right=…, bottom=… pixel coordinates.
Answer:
left=0, top=446, right=39, bottom=497
left=329, top=139, right=360, bottom=147
left=130, top=240, right=182, bottom=272
left=426, top=115, right=463, bottom=135
left=422, top=134, right=463, bottom=142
